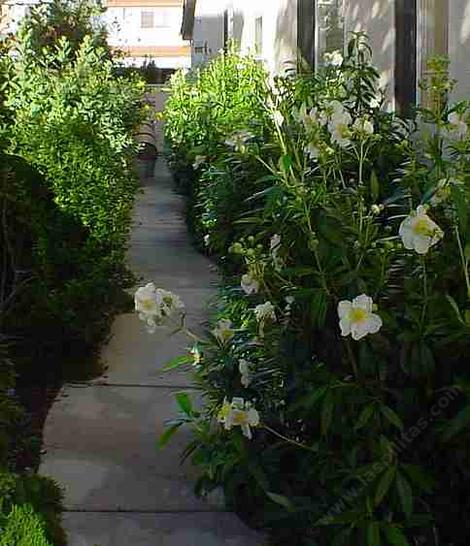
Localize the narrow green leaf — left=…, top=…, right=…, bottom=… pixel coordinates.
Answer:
left=355, top=403, right=375, bottom=430
left=374, top=466, right=396, bottom=506
left=396, top=472, right=413, bottom=518
left=163, top=354, right=193, bottom=371
left=157, top=423, right=181, bottom=449
left=266, top=491, right=294, bottom=512
left=383, top=525, right=411, bottom=546
left=446, top=294, right=464, bottom=324
left=366, top=521, right=380, bottom=546
left=441, top=405, right=470, bottom=441
left=175, top=392, right=193, bottom=416
left=321, top=391, right=334, bottom=435
left=380, top=405, right=404, bottom=430
left=370, top=170, right=380, bottom=202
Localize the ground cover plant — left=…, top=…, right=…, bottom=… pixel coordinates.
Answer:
left=140, top=36, right=470, bottom=546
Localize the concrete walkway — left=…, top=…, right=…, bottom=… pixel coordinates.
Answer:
left=39, top=155, right=262, bottom=545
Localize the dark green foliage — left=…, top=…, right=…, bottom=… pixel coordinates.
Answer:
left=165, top=39, right=470, bottom=546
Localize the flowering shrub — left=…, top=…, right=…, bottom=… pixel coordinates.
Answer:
left=155, top=37, right=470, bottom=546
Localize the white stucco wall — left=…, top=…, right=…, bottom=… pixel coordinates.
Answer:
left=344, top=0, right=395, bottom=107
left=449, top=0, right=470, bottom=102
left=105, top=5, right=189, bottom=68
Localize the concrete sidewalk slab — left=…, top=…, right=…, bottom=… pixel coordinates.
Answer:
left=62, top=511, right=262, bottom=546
left=40, top=386, right=216, bottom=512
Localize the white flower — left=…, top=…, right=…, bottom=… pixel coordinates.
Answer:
left=190, top=345, right=202, bottom=365
left=238, top=359, right=252, bottom=387
left=324, top=50, right=343, bottom=66
left=241, top=273, right=259, bottom=295
left=338, top=294, right=383, bottom=341
left=156, top=289, right=185, bottom=318
left=399, top=205, right=444, bottom=255
left=135, top=283, right=184, bottom=332
left=305, top=142, right=320, bottom=159
left=135, top=282, right=159, bottom=321
left=203, top=233, right=210, bottom=246
left=212, top=318, right=235, bottom=344
left=192, top=155, right=206, bottom=169
left=369, top=96, right=381, bottom=109
left=218, top=397, right=260, bottom=439
left=272, top=110, right=284, bottom=127
left=254, top=301, right=276, bottom=323
left=446, top=112, right=468, bottom=139
left=328, top=107, right=352, bottom=148
left=353, top=117, right=374, bottom=135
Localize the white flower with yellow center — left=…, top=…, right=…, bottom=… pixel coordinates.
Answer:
left=190, top=345, right=202, bottom=365
left=212, top=319, right=235, bottom=344
left=135, top=284, right=185, bottom=333
left=254, top=301, right=276, bottom=323
left=328, top=107, right=352, bottom=148
left=324, top=50, right=343, bottom=66
left=241, top=273, right=259, bottom=295
left=338, top=294, right=383, bottom=341
left=399, top=205, right=444, bottom=255
left=218, top=397, right=260, bottom=439
left=353, top=117, right=374, bottom=136
left=238, top=359, right=252, bottom=387
left=225, top=130, right=253, bottom=150
left=446, top=112, right=468, bottom=139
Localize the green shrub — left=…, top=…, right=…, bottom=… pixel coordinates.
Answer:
left=0, top=504, right=53, bottom=546
left=163, top=38, right=470, bottom=546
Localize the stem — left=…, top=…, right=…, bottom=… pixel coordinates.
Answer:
left=262, top=424, right=317, bottom=453
left=346, top=340, right=359, bottom=379
left=455, top=226, right=470, bottom=299
left=420, top=257, right=428, bottom=328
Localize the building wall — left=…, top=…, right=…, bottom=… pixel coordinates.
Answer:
left=449, top=0, right=470, bottom=102
left=105, top=1, right=190, bottom=68
left=344, top=0, right=396, bottom=107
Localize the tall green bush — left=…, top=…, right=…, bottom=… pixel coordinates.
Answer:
left=161, top=38, right=470, bottom=546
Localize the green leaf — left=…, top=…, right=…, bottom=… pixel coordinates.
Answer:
left=383, top=525, right=411, bottom=546
left=380, top=405, right=404, bottom=430
left=266, top=491, right=294, bottom=512
left=465, top=243, right=470, bottom=261
left=175, top=392, right=193, bottom=416
left=370, top=170, right=380, bottom=202
left=441, top=405, right=470, bottom=441
left=396, top=472, right=413, bottom=518
left=157, top=423, right=181, bottom=449
left=355, top=403, right=375, bottom=430
left=279, top=153, right=292, bottom=172
left=446, top=294, right=464, bottom=324
left=366, top=521, right=380, bottom=546
left=163, top=354, right=193, bottom=371
left=321, top=391, right=334, bottom=435
left=374, top=466, right=396, bottom=506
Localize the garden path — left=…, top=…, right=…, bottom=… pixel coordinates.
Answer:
left=39, top=92, right=262, bottom=546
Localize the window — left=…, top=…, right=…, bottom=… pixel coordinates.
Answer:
left=316, top=0, right=345, bottom=67
left=297, top=1, right=345, bottom=71
left=395, top=0, right=417, bottom=115
left=155, top=8, right=171, bottom=28
left=254, top=16, right=263, bottom=56
left=141, top=11, right=154, bottom=29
